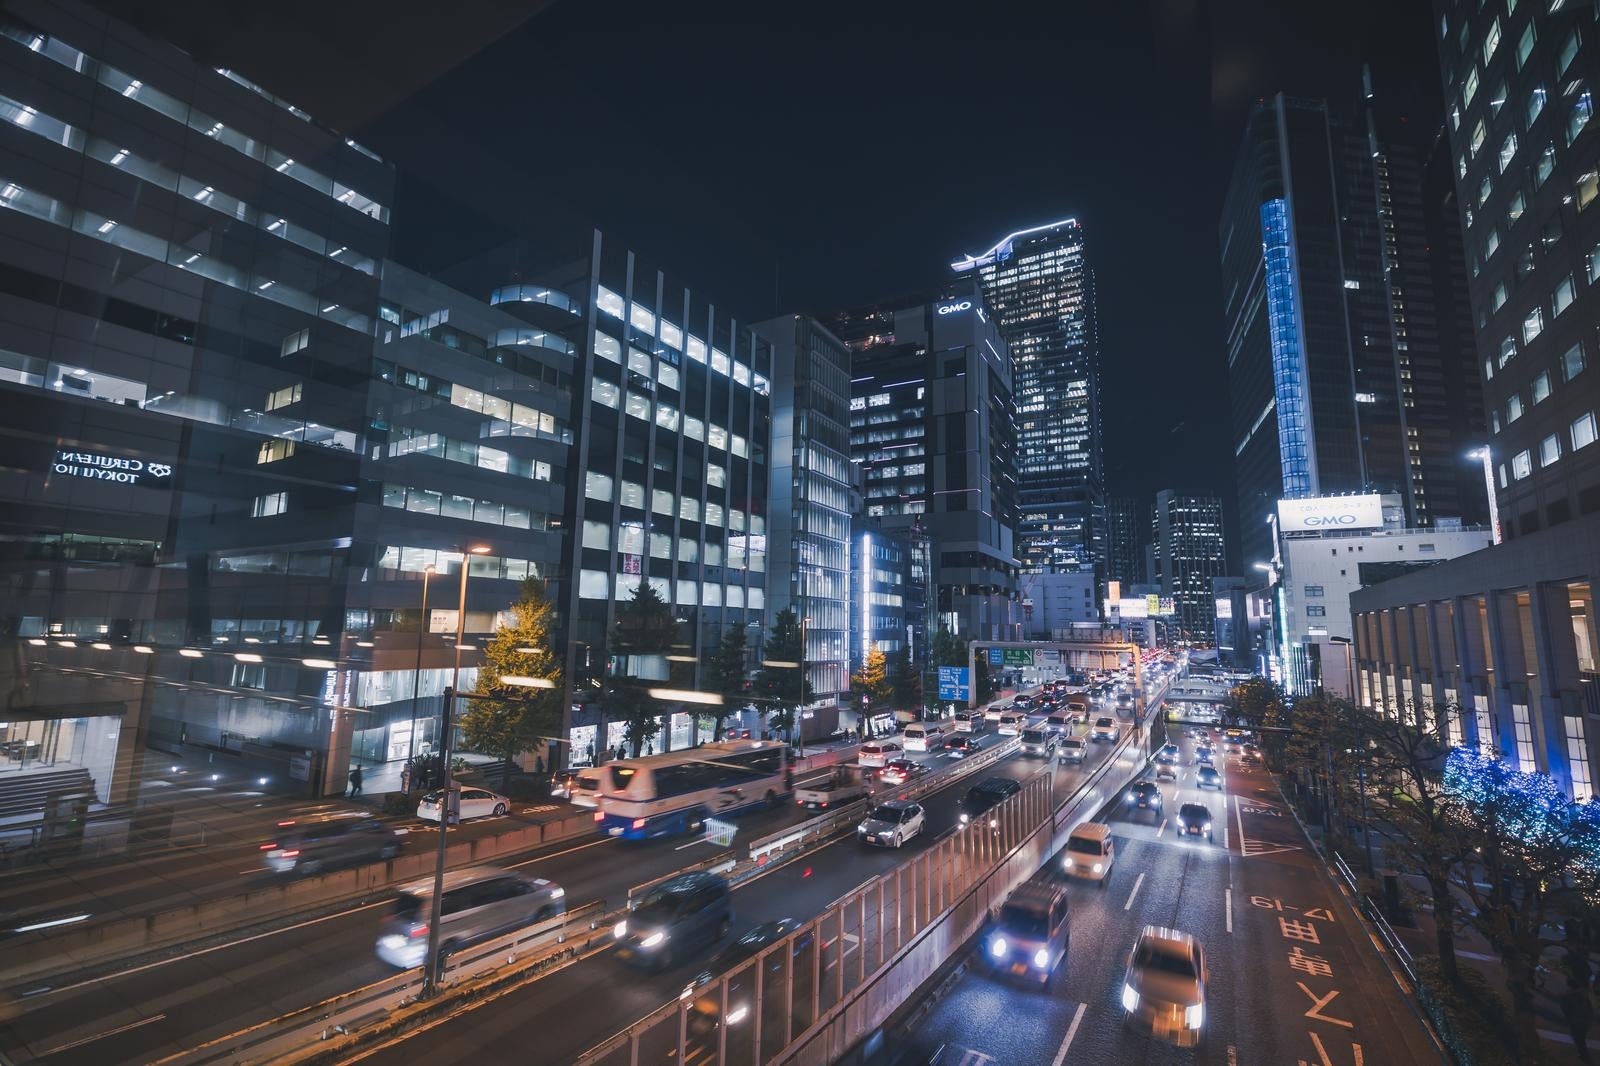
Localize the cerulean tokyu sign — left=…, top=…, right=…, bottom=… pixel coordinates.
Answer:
left=53, top=449, right=173, bottom=485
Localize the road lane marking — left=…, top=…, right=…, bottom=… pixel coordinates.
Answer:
left=1226, top=888, right=1233, bottom=933
left=1124, top=871, right=1146, bottom=912
left=39, top=1013, right=166, bottom=1055
left=1049, top=1002, right=1088, bottom=1066
left=1157, top=818, right=1168, bottom=838
left=1234, top=793, right=1247, bottom=853
left=505, top=835, right=613, bottom=869
left=1223, top=826, right=1229, bottom=851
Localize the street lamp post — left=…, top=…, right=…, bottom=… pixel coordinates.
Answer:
left=1468, top=447, right=1501, bottom=544
left=405, top=565, right=434, bottom=781
left=423, top=545, right=490, bottom=997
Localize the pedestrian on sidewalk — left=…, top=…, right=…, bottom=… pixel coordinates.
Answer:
left=348, top=764, right=364, bottom=797
left=1563, top=981, right=1595, bottom=1063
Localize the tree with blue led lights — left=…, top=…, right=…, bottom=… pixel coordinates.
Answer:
left=1444, top=748, right=1600, bottom=1060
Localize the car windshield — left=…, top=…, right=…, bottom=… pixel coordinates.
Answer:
left=390, top=893, right=423, bottom=920
left=1135, top=942, right=1197, bottom=978
left=1022, top=730, right=1047, bottom=742
left=1068, top=836, right=1104, bottom=855
left=1180, top=805, right=1210, bottom=820
left=998, top=903, right=1049, bottom=940
left=869, top=805, right=905, bottom=822
left=635, top=884, right=695, bottom=921
left=1096, top=718, right=1113, bottom=727
left=1134, top=784, right=1155, bottom=795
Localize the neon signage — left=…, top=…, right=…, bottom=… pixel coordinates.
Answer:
left=52, top=449, right=173, bottom=485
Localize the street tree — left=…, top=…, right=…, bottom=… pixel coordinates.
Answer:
left=702, top=623, right=750, bottom=740
left=852, top=646, right=891, bottom=711
left=756, top=607, right=810, bottom=744
left=886, top=647, right=920, bottom=711
left=608, top=580, right=680, bottom=756
left=1445, top=749, right=1600, bottom=1060
left=460, top=578, right=562, bottom=789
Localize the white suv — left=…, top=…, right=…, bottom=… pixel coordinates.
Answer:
left=858, top=740, right=903, bottom=768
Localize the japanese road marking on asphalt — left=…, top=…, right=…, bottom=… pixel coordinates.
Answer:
left=1298, top=983, right=1354, bottom=1028
left=1124, top=871, right=1146, bottom=912
left=1226, top=888, right=1233, bottom=933
left=955, top=1049, right=995, bottom=1066
left=1304, top=1030, right=1364, bottom=1066
left=1234, top=793, right=1247, bottom=852
left=1049, top=1002, right=1088, bottom=1066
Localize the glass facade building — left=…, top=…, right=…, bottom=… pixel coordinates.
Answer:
left=1150, top=491, right=1228, bottom=645
left=1434, top=0, right=1600, bottom=540
left=754, top=314, right=852, bottom=713
left=831, top=283, right=1020, bottom=643
left=1106, top=495, right=1148, bottom=588
left=952, top=218, right=1105, bottom=581
left=1222, top=90, right=1488, bottom=569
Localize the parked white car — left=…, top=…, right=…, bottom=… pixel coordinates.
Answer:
left=417, top=786, right=511, bottom=822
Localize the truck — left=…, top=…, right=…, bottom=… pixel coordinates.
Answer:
left=795, top=766, right=872, bottom=811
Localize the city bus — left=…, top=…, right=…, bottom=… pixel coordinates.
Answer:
left=595, top=740, right=790, bottom=840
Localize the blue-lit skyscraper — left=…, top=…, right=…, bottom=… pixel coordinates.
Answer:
left=952, top=218, right=1105, bottom=582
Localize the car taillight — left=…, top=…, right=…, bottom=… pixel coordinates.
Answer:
left=594, top=811, right=604, bottom=822
left=277, top=820, right=295, bottom=827
left=409, top=925, right=429, bottom=938
left=260, top=842, right=276, bottom=850
left=632, top=818, right=646, bottom=829
left=280, top=849, right=300, bottom=858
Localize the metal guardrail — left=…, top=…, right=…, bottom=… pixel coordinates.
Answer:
left=153, top=900, right=613, bottom=1066
left=1333, top=850, right=1417, bottom=986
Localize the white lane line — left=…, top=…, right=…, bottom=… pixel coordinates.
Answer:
left=1124, top=871, right=1146, bottom=912
left=1157, top=818, right=1168, bottom=838
left=1223, top=825, right=1229, bottom=851
left=1233, top=792, right=1247, bottom=854
left=506, top=835, right=613, bottom=869
left=39, top=1013, right=166, bottom=1055
left=1225, top=888, right=1233, bottom=933
left=1050, top=1002, right=1088, bottom=1066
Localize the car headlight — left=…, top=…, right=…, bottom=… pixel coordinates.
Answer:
left=1092, top=862, right=1103, bottom=872
left=613, top=921, right=627, bottom=939
left=725, top=1004, right=750, bottom=1025
left=640, top=931, right=667, bottom=949
left=1122, top=982, right=1140, bottom=1011
left=1033, top=947, right=1050, bottom=968
left=1063, top=856, right=1074, bottom=868
left=858, top=824, right=868, bottom=833
left=960, top=813, right=970, bottom=824
left=989, top=818, right=999, bottom=829
left=990, top=936, right=1008, bottom=958
left=1185, top=1002, right=1204, bottom=1029
left=1203, top=823, right=1212, bottom=832
left=1127, top=792, right=1136, bottom=802
left=549, top=886, right=565, bottom=900
left=1176, top=819, right=1185, bottom=829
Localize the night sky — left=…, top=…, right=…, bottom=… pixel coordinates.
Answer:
left=196, top=0, right=1443, bottom=568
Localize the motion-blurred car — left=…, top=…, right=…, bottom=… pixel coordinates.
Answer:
left=377, top=867, right=565, bottom=968
left=1155, top=763, right=1178, bottom=783
left=417, top=786, right=510, bottom=822
left=983, top=882, right=1071, bottom=986
left=614, top=871, right=732, bottom=970
left=857, top=800, right=925, bottom=847
left=685, top=918, right=813, bottom=1038
left=961, top=777, right=1023, bottom=830
left=1176, top=803, right=1214, bottom=842
left=261, top=811, right=401, bottom=875
left=877, top=758, right=925, bottom=786
left=1122, top=926, right=1207, bottom=1046
left=944, top=735, right=984, bottom=758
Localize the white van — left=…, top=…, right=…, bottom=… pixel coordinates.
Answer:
left=902, top=723, right=945, bottom=753
left=1045, top=711, right=1073, bottom=734
left=984, top=703, right=1009, bottom=724
left=1058, top=737, right=1087, bottom=764
left=997, top=712, right=1025, bottom=736
left=1062, top=822, right=1115, bottom=886
left=953, top=710, right=986, bottom=733
left=858, top=740, right=903, bottom=768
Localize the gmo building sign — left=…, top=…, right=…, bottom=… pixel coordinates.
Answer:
left=1276, top=494, right=1383, bottom=533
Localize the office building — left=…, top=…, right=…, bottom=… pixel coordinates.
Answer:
left=849, top=521, right=933, bottom=670
left=1351, top=509, right=1600, bottom=801
left=1107, top=496, right=1149, bottom=588
left=1150, top=491, right=1227, bottom=644
left=953, top=218, right=1105, bottom=579
left=1221, top=89, right=1488, bottom=569
left=754, top=314, right=853, bottom=712
left=0, top=0, right=393, bottom=803
left=1271, top=493, right=1493, bottom=695
left=1019, top=571, right=1099, bottom=638
left=1212, top=576, right=1275, bottom=674
left=1435, top=2, right=1600, bottom=539
left=833, top=282, right=1021, bottom=642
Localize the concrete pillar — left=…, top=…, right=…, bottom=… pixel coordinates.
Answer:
left=320, top=687, right=357, bottom=799
left=1530, top=581, right=1583, bottom=793
left=1484, top=591, right=1524, bottom=766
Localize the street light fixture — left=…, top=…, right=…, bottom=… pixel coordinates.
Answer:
left=1466, top=447, right=1501, bottom=544
left=423, top=544, right=491, bottom=997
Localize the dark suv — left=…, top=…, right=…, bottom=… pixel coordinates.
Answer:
left=961, top=777, right=1023, bottom=830
left=614, top=872, right=733, bottom=970
left=1127, top=781, right=1163, bottom=816
left=1177, top=803, right=1214, bottom=842
left=260, top=813, right=401, bottom=875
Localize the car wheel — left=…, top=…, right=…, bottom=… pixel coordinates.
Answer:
left=493, top=803, right=507, bottom=816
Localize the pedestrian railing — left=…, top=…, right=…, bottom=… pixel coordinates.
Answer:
left=1334, top=849, right=1417, bottom=985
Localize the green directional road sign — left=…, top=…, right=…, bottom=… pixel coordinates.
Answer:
left=1002, top=648, right=1035, bottom=667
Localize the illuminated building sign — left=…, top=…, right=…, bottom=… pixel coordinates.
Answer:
left=52, top=450, right=173, bottom=485
left=936, top=300, right=972, bottom=316
left=1275, top=494, right=1383, bottom=532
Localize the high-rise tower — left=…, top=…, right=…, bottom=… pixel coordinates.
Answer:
left=953, top=218, right=1105, bottom=580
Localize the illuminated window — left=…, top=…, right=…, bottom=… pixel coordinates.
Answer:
left=1517, top=23, right=1536, bottom=69
left=1512, top=449, right=1532, bottom=479
left=1523, top=306, right=1544, bottom=344
left=265, top=383, right=301, bottom=411
left=1499, top=132, right=1519, bottom=173
left=1573, top=412, right=1598, bottom=450
left=1533, top=371, right=1552, bottom=403
left=1556, top=276, right=1577, bottom=315
left=251, top=492, right=287, bottom=517
left=1541, top=433, right=1562, bottom=466
left=1568, top=717, right=1593, bottom=800
left=1529, top=86, right=1547, bottom=125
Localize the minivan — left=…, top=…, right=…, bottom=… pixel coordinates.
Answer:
left=1058, top=737, right=1087, bottom=764
left=614, top=871, right=732, bottom=970
left=262, top=812, right=401, bottom=875
left=1062, top=821, right=1115, bottom=885
left=1045, top=712, right=1073, bottom=734
left=983, top=881, right=1071, bottom=986
left=375, top=868, right=566, bottom=968
left=953, top=710, right=986, bottom=733
left=902, top=723, right=945, bottom=753
left=997, top=712, right=1026, bottom=736
left=1020, top=727, right=1056, bottom=758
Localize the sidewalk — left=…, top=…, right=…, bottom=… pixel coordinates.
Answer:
left=1287, top=789, right=1596, bottom=1064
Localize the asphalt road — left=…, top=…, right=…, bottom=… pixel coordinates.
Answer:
left=0, top=699, right=1088, bottom=1065
left=331, top=724, right=1126, bottom=1066
left=894, top=726, right=1442, bottom=1066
